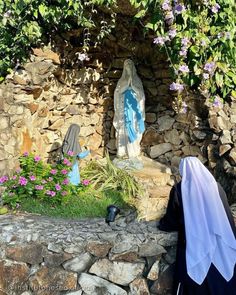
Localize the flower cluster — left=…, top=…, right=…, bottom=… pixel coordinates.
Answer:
left=151, top=0, right=234, bottom=110
left=1, top=151, right=90, bottom=208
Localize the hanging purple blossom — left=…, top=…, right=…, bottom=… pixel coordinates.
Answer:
left=179, top=49, right=187, bottom=56
left=211, top=3, right=220, bottom=13
left=174, top=4, right=186, bottom=14
left=162, top=0, right=171, bottom=11
left=168, top=29, right=177, bottom=39
left=212, top=96, right=223, bottom=108
left=179, top=64, right=189, bottom=73
left=203, top=73, right=209, bottom=79
left=204, top=62, right=215, bottom=73
left=181, top=37, right=190, bottom=46
left=170, top=82, right=184, bottom=92
left=153, top=36, right=165, bottom=45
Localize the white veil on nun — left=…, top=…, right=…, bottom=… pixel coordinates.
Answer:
left=179, top=157, right=236, bottom=285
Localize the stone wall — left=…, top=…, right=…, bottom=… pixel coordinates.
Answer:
left=0, top=12, right=236, bottom=202
left=0, top=213, right=177, bottom=295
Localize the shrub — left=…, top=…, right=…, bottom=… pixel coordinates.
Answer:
left=0, top=151, right=78, bottom=208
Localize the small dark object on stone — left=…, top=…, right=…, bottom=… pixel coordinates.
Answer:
left=105, top=205, right=120, bottom=225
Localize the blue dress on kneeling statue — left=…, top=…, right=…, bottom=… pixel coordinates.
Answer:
left=68, top=150, right=90, bottom=185
left=61, top=124, right=90, bottom=186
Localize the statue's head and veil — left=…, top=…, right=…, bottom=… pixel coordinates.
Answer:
left=113, top=59, right=145, bottom=170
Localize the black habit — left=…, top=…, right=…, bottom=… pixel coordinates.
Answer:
left=159, top=182, right=236, bottom=295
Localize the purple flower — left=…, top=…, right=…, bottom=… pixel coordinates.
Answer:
left=82, top=179, right=90, bottom=186
left=55, top=184, right=61, bottom=191
left=212, top=96, right=223, bottom=108
left=174, top=4, right=186, bottom=14
left=162, top=1, right=171, bottom=11
left=29, top=175, right=36, bottom=181
left=12, top=175, right=17, bottom=180
left=50, top=169, right=57, bottom=175
left=23, top=151, right=29, bottom=156
left=41, top=180, right=47, bottom=184
left=179, top=64, right=189, bottom=73
left=181, top=37, right=189, bottom=46
left=168, top=29, right=177, bottom=39
left=153, top=36, right=165, bottom=45
left=67, top=150, right=74, bottom=156
left=61, top=191, right=68, bottom=196
left=170, top=82, right=184, bottom=92
left=34, top=156, right=41, bottom=162
left=179, top=49, right=187, bottom=56
left=164, top=11, right=174, bottom=25
left=62, top=178, right=70, bottom=185
left=203, top=73, right=209, bottom=79
left=211, top=3, right=220, bottom=13
left=204, top=62, right=215, bottom=73
left=0, top=176, right=9, bottom=184
left=35, top=185, right=44, bottom=190
left=61, top=169, right=68, bottom=175
left=181, top=102, right=188, bottom=113
left=48, top=177, right=53, bottom=182
left=19, top=176, right=27, bottom=186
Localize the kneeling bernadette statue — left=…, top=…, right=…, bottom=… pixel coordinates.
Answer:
left=113, top=59, right=145, bottom=161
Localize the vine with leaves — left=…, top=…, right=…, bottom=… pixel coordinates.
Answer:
left=0, top=0, right=235, bottom=107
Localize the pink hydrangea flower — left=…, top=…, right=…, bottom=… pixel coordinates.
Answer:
left=35, top=185, right=44, bottom=190
left=55, top=184, right=61, bottom=191
left=34, top=155, right=41, bottom=162
left=62, top=178, right=69, bottom=185
left=19, top=176, right=27, bottom=186
left=50, top=169, right=57, bottom=175
left=61, top=169, right=68, bottom=175
left=82, top=179, right=90, bottom=186
left=29, top=175, right=36, bottom=181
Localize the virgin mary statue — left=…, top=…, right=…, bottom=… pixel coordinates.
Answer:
left=113, top=59, right=145, bottom=159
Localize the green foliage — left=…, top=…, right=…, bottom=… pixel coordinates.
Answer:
left=81, top=153, right=143, bottom=203
left=0, top=0, right=235, bottom=104
left=133, top=0, right=236, bottom=104
left=1, top=152, right=77, bottom=208
left=0, top=0, right=117, bottom=77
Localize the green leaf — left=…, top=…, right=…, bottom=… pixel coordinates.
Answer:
left=134, top=9, right=146, bottom=18
left=38, top=4, right=46, bottom=17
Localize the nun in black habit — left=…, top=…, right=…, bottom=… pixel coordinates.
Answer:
left=158, top=157, right=236, bottom=295
left=61, top=124, right=90, bottom=185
